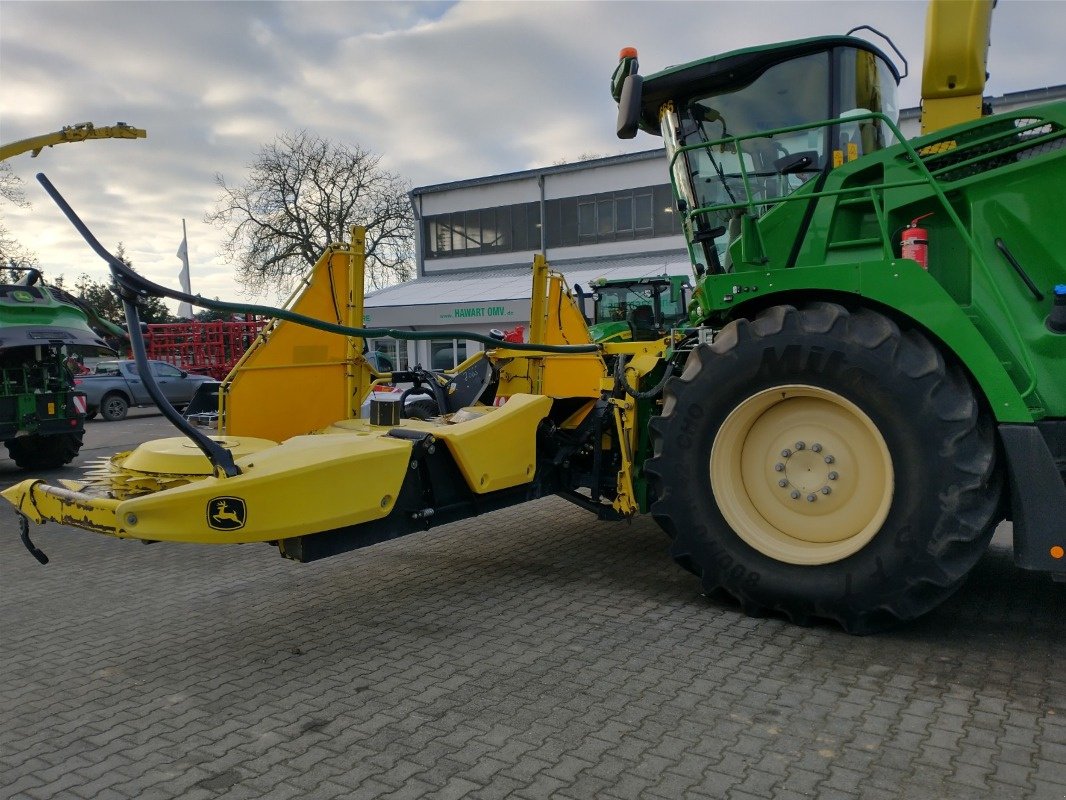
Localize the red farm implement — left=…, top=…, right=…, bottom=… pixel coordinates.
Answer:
left=144, top=318, right=265, bottom=380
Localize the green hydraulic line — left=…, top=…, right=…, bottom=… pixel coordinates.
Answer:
left=36, top=172, right=601, bottom=356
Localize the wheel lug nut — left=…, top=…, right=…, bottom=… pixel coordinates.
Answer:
left=790, top=490, right=800, bottom=500
left=821, top=486, right=831, bottom=495
left=778, top=479, right=788, bottom=488
left=806, top=494, right=817, bottom=502
left=812, top=443, right=822, bottom=452
left=828, top=471, right=838, bottom=481
left=774, top=463, right=785, bottom=472
left=781, top=449, right=792, bottom=458
left=795, top=441, right=805, bottom=450
left=824, top=455, right=835, bottom=464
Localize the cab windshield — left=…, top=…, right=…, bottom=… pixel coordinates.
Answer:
left=593, top=281, right=686, bottom=328
left=664, top=45, right=899, bottom=270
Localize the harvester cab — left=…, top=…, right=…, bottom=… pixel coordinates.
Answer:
left=613, top=35, right=902, bottom=276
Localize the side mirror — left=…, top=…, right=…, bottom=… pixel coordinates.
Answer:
left=573, top=283, right=590, bottom=325
left=774, top=150, right=819, bottom=175
left=616, top=74, right=644, bottom=139
left=180, top=370, right=188, bottom=378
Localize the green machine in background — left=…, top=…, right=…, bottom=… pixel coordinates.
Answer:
left=577, top=275, right=690, bottom=344
left=0, top=270, right=117, bottom=469
left=0, top=122, right=143, bottom=469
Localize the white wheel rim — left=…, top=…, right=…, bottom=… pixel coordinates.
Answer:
left=710, top=385, right=894, bottom=565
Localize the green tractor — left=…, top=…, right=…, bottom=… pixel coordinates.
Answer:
left=578, top=275, right=690, bottom=343
left=0, top=268, right=116, bottom=469
left=610, top=34, right=1066, bottom=630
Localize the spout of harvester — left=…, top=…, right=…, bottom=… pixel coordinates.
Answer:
left=2, top=479, right=122, bottom=534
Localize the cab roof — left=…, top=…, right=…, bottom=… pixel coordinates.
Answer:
left=637, top=35, right=901, bottom=134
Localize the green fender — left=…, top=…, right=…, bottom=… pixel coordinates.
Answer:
left=696, top=260, right=1035, bottom=424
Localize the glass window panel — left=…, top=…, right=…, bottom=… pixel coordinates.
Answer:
left=424, top=219, right=436, bottom=257
left=634, top=193, right=653, bottom=230
left=560, top=197, right=578, bottom=246
left=597, top=199, right=614, bottom=236
left=545, top=199, right=563, bottom=248
left=578, top=202, right=595, bottom=237
left=512, top=204, right=528, bottom=251
left=464, top=210, right=481, bottom=250
left=152, top=362, right=182, bottom=377
left=480, top=208, right=497, bottom=252
left=450, top=211, right=466, bottom=252
left=527, top=203, right=541, bottom=250
left=495, top=206, right=511, bottom=252
left=654, top=185, right=676, bottom=234
left=430, top=341, right=455, bottom=370
left=616, top=197, right=633, bottom=231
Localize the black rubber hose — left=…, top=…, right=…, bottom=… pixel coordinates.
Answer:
left=36, top=173, right=601, bottom=356
left=613, top=355, right=675, bottom=400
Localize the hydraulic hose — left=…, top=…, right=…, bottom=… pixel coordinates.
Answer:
left=613, top=354, right=675, bottom=400
left=36, top=173, right=601, bottom=356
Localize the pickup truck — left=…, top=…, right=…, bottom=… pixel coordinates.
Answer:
left=76, top=359, right=215, bottom=421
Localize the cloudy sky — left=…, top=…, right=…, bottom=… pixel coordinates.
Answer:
left=2, top=0, right=1064, bottom=309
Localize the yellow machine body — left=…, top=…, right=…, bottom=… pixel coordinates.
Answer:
left=2, top=220, right=665, bottom=551
left=4, top=393, right=553, bottom=544
left=920, top=0, right=994, bottom=134
left=0, top=122, right=146, bottom=161
left=221, top=227, right=370, bottom=442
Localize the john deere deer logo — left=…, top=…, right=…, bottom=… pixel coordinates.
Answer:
left=207, top=497, right=246, bottom=531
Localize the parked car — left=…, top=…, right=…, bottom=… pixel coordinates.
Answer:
left=76, top=359, right=215, bottom=421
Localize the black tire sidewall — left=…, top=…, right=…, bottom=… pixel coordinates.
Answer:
left=101, top=394, right=128, bottom=421
left=405, top=399, right=439, bottom=420
left=7, top=432, right=82, bottom=470
left=655, top=313, right=971, bottom=616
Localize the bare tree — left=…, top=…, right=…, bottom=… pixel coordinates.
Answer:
left=0, top=162, right=38, bottom=271
left=206, top=131, right=414, bottom=297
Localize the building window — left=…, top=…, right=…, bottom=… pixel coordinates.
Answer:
left=423, top=186, right=677, bottom=260
left=429, top=340, right=470, bottom=370
left=367, top=338, right=409, bottom=372
left=551, top=186, right=675, bottom=246
left=424, top=202, right=540, bottom=259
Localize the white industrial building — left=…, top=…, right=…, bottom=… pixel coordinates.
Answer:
left=364, top=149, right=690, bottom=371
left=364, top=84, right=1066, bottom=371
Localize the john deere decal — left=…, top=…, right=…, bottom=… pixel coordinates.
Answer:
left=207, top=497, right=246, bottom=531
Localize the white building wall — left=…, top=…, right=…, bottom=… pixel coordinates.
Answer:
left=416, top=152, right=682, bottom=275
left=416, top=177, right=540, bottom=215
left=543, top=157, right=666, bottom=198
left=545, top=235, right=686, bottom=263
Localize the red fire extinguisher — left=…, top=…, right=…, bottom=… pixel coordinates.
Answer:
left=901, top=213, right=934, bottom=269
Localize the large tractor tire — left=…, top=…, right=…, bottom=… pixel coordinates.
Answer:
left=6, top=432, right=83, bottom=470
left=646, top=302, right=1002, bottom=634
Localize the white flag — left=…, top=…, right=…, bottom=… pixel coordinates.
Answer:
left=176, top=219, right=193, bottom=318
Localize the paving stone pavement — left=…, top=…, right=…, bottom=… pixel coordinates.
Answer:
left=1, top=415, right=1064, bottom=800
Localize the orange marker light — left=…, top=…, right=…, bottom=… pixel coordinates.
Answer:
left=619, top=47, right=638, bottom=59
left=1051, top=545, right=1065, bottom=560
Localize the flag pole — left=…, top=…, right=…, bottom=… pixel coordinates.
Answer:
left=176, top=218, right=193, bottom=319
